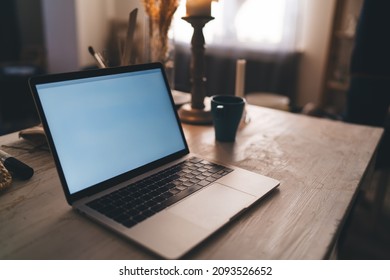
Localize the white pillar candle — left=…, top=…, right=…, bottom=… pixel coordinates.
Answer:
left=186, top=0, right=212, bottom=16
left=235, top=59, right=246, bottom=98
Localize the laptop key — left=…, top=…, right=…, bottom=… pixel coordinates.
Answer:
left=206, top=176, right=217, bottom=182
left=161, top=191, right=173, bottom=199
left=161, top=184, right=204, bottom=209
left=141, top=209, right=155, bottom=218
left=222, top=169, right=233, bottom=175
left=189, top=178, right=200, bottom=184
left=182, top=181, right=195, bottom=187
left=132, top=198, right=144, bottom=205
left=170, top=174, right=180, bottom=180
left=169, top=188, right=181, bottom=195
left=122, top=219, right=137, bottom=228
left=172, top=180, right=183, bottom=186
left=113, top=213, right=131, bottom=223
left=142, top=200, right=157, bottom=208
left=209, top=166, right=223, bottom=173
left=95, top=203, right=116, bottom=213
left=178, top=177, right=188, bottom=182
left=176, top=185, right=188, bottom=191
left=132, top=214, right=147, bottom=223
left=150, top=203, right=166, bottom=213
left=135, top=203, right=149, bottom=212
left=154, top=195, right=167, bottom=203
left=105, top=208, right=123, bottom=219
left=197, top=180, right=211, bottom=187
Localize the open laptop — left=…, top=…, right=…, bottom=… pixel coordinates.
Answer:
left=29, top=63, right=279, bottom=259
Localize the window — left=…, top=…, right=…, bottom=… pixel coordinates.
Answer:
left=173, top=0, right=303, bottom=51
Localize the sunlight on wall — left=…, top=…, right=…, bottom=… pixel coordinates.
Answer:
left=173, top=0, right=290, bottom=49
left=235, top=0, right=285, bottom=45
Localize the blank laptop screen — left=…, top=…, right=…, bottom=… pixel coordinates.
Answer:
left=36, top=68, right=186, bottom=194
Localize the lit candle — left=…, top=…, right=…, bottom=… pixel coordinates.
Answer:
left=186, top=0, right=212, bottom=16
left=235, top=59, right=246, bottom=98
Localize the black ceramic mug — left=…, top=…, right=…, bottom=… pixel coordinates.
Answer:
left=211, top=95, right=245, bottom=142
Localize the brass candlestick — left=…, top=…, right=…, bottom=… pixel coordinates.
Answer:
left=178, top=16, right=214, bottom=125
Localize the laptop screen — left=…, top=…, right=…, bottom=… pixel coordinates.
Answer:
left=34, top=67, right=186, bottom=195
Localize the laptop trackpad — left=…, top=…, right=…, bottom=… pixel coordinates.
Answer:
left=167, top=183, right=256, bottom=230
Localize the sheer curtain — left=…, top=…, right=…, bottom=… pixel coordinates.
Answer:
left=173, top=0, right=303, bottom=52
left=173, top=0, right=303, bottom=104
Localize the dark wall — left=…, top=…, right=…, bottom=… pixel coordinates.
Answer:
left=0, top=0, right=44, bottom=135
left=15, top=0, right=45, bottom=48
left=0, top=0, right=21, bottom=62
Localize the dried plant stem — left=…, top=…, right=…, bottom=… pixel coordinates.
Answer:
left=142, top=0, right=179, bottom=62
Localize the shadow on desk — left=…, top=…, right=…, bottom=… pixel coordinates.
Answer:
left=338, top=167, right=390, bottom=259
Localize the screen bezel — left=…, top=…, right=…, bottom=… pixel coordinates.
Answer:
left=29, top=63, right=190, bottom=205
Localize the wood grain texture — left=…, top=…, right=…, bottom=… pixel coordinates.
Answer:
left=0, top=105, right=383, bottom=259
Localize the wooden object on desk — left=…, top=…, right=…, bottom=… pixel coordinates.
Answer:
left=0, top=105, right=383, bottom=259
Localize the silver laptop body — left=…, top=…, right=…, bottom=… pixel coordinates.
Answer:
left=29, top=63, right=279, bottom=259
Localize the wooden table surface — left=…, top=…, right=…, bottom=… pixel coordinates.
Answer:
left=0, top=105, right=383, bottom=259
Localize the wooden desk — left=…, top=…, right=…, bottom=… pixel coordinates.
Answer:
left=0, top=105, right=383, bottom=259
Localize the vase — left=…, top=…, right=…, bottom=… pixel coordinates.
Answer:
left=145, top=17, right=175, bottom=89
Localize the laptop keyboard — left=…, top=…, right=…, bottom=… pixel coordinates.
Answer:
left=86, top=157, right=233, bottom=228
